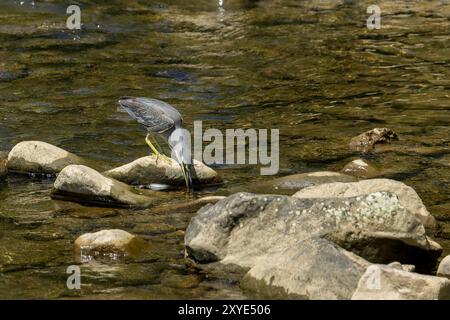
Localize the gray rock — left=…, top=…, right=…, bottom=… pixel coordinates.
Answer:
left=185, top=192, right=442, bottom=298
left=7, top=141, right=83, bottom=175
left=103, top=155, right=221, bottom=187
left=437, top=255, right=450, bottom=279
left=293, top=178, right=436, bottom=230
left=75, top=229, right=149, bottom=262
left=341, top=159, right=379, bottom=178
left=0, top=151, right=7, bottom=179
left=241, top=238, right=369, bottom=299
left=349, top=128, right=398, bottom=152
left=352, top=265, right=450, bottom=300
left=51, top=165, right=157, bottom=208
left=255, top=171, right=357, bottom=195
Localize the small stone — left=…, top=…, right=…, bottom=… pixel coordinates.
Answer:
left=349, top=128, right=398, bottom=152
left=74, top=229, right=149, bottom=262
left=437, top=255, right=450, bottom=279
left=341, top=159, right=379, bottom=178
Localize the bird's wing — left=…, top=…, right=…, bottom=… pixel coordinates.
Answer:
left=119, top=97, right=176, bottom=133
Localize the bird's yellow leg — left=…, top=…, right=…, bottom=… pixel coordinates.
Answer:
left=145, top=134, right=161, bottom=156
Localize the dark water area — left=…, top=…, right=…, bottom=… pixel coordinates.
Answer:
left=0, top=0, right=449, bottom=298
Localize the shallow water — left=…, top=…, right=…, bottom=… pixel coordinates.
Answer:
left=0, top=0, right=449, bottom=299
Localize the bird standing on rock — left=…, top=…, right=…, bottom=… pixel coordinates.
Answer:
left=118, top=96, right=194, bottom=191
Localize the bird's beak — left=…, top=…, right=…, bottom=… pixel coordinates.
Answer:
left=180, top=162, right=193, bottom=192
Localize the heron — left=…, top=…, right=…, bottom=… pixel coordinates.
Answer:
left=118, top=96, right=194, bottom=191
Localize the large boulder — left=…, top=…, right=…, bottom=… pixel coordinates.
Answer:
left=349, top=128, right=398, bottom=152
left=251, top=171, right=357, bottom=195
left=7, top=141, right=83, bottom=175
left=75, top=229, right=149, bottom=262
left=352, top=265, right=450, bottom=300
left=293, top=178, right=436, bottom=230
left=185, top=192, right=442, bottom=299
left=51, top=165, right=157, bottom=208
left=103, top=155, right=221, bottom=187
left=0, top=151, right=7, bottom=179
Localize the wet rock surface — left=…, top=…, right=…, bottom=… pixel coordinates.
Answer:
left=74, top=229, right=150, bottom=262
left=352, top=265, right=450, bottom=300
left=51, top=165, right=157, bottom=208
left=185, top=191, right=442, bottom=299
left=104, top=155, right=222, bottom=187
left=341, top=159, right=379, bottom=178
left=293, top=178, right=436, bottom=230
left=7, top=141, right=83, bottom=176
left=254, top=171, right=357, bottom=195
left=349, top=128, right=399, bottom=153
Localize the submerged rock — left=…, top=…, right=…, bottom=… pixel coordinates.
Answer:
left=255, top=171, right=357, bottom=195
left=341, top=159, right=379, bottom=178
left=352, top=265, right=450, bottom=300
left=185, top=191, right=441, bottom=299
left=75, top=229, right=149, bottom=262
left=51, top=165, right=156, bottom=208
left=103, top=155, right=221, bottom=187
left=437, top=255, right=450, bottom=279
left=7, top=141, right=83, bottom=175
left=0, top=151, right=7, bottom=179
left=349, top=128, right=398, bottom=152
left=293, top=178, right=436, bottom=230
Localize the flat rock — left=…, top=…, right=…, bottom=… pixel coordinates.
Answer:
left=103, top=155, right=221, bottom=187
left=293, top=178, right=436, bottom=230
left=352, top=265, right=450, bottom=300
left=75, top=229, right=150, bottom=262
left=437, top=255, right=450, bottom=279
left=341, top=159, right=379, bottom=178
left=349, top=128, right=398, bottom=152
left=51, top=165, right=156, bottom=208
left=185, top=191, right=442, bottom=298
left=7, top=141, right=83, bottom=175
left=255, top=171, right=357, bottom=195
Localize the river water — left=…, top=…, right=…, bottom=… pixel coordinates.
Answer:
left=0, top=0, right=449, bottom=299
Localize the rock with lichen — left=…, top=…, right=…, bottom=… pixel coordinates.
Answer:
left=185, top=191, right=442, bottom=299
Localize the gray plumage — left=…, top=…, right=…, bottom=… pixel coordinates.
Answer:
left=118, top=96, right=182, bottom=139
left=118, top=96, right=193, bottom=191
